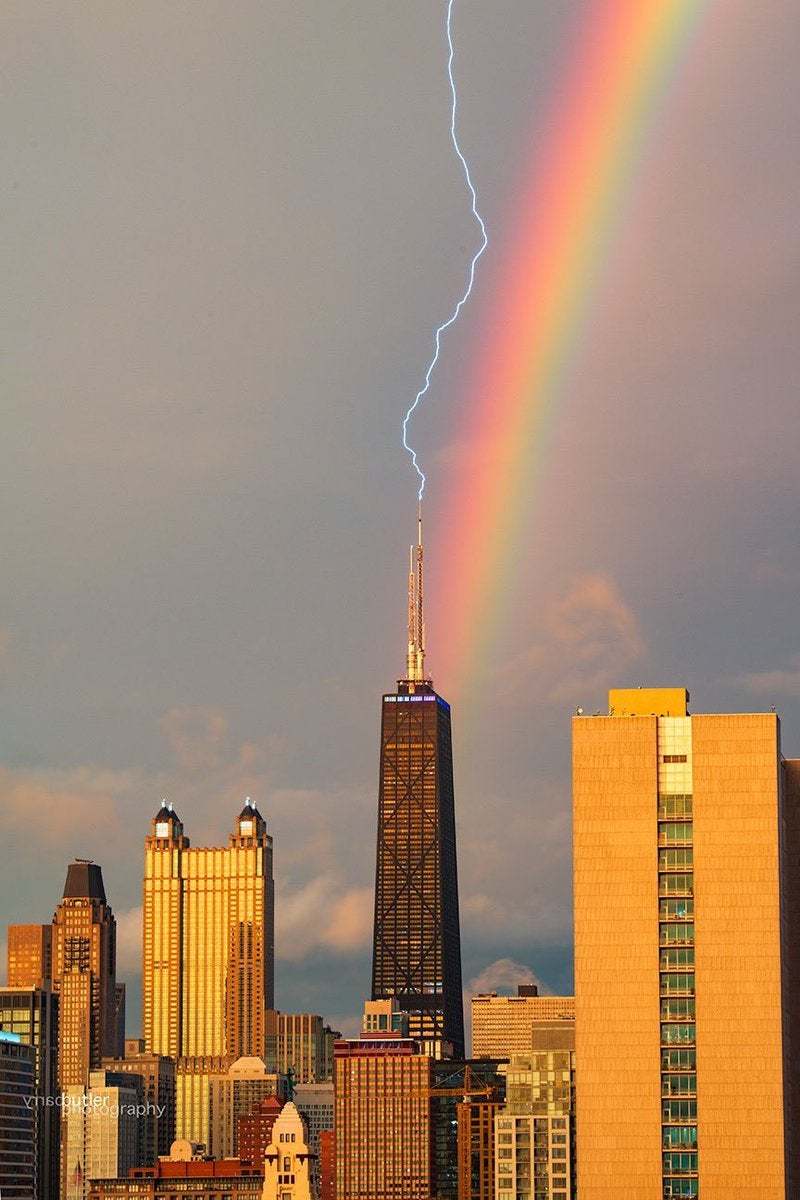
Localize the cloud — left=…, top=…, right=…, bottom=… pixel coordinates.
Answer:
left=160, top=706, right=232, bottom=774
left=0, top=767, right=130, bottom=847
left=738, top=656, right=800, bottom=698
left=497, top=574, right=646, bottom=705
left=277, top=878, right=373, bottom=961
left=466, top=957, right=547, bottom=998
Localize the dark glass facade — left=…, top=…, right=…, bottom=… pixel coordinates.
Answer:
left=371, top=681, right=464, bottom=1058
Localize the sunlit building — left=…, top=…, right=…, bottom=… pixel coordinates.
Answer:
left=208, top=1056, right=286, bottom=1159
left=573, top=687, right=800, bottom=1198
left=142, top=800, right=274, bottom=1143
left=371, top=515, right=464, bottom=1057
left=471, top=987, right=575, bottom=1059
left=263, top=1102, right=314, bottom=1200
left=63, top=1069, right=142, bottom=1200
left=334, top=1036, right=431, bottom=1199
left=6, top=924, right=52, bottom=988
left=495, top=1019, right=576, bottom=1200
left=274, top=1012, right=325, bottom=1083
left=52, top=861, right=118, bottom=1089
left=102, top=1039, right=176, bottom=1165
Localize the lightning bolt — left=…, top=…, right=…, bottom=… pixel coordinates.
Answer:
left=402, top=0, right=488, bottom=501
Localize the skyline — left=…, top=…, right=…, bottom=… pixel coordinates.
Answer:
left=3, top=0, right=800, bottom=1038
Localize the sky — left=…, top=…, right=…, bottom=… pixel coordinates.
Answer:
left=2, top=1, right=799, bottom=1040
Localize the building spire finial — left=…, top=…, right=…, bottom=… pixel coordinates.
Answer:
left=406, top=501, right=426, bottom=684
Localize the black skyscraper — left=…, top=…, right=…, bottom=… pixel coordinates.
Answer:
left=371, top=511, right=464, bottom=1057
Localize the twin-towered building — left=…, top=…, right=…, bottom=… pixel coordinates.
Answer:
left=142, top=799, right=275, bottom=1145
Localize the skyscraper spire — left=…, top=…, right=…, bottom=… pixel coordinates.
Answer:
left=406, top=501, right=427, bottom=685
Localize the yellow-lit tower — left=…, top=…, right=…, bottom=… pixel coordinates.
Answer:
left=142, top=799, right=274, bottom=1144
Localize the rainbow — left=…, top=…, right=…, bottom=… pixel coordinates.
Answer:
left=429, top=0, right=713, bottom=698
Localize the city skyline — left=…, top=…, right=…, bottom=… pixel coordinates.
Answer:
left=2, top=0, right=800, bottom=1042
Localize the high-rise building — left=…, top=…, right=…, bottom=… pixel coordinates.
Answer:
left=63, top=1069, right=142, bottom=1200
left=52, top=861, right=118, bottom=1087
left=495, top=1019, right=576, bottom=1200
left=430, top=1060, right=506, bottom=1200
left=142, top=800, right=274, bottom=1142
left=471, top=987, right=575, bottom=1059
left=208, top=1056, right=286, bottom=1159
left=0, top=1030, right=36, bottom=1200
left=457, top=1097, right=503, bottom=1200
left=0, top=985, right=60, bottom=1200
left=334, top=1036, right=431, bottom=1200
left=7, top=925, right=52, bottom=988
left=321, top=1024, right=341, bottom=1081
left=275, top=1012, right=325, bottom=1083
left=573, top=687, right=800, bottom=1198
left=319, top=1129, right=335, bottom=1200
left=102, top=1039, right=176, bottom=1165
left=294, top=1081, right=334, bottom=1197
left=263, top=1102, right=314, bottom=1200
left=371, top=512, right=464, bottom=1057
left=237, top=1094, right=284, bottom=1167
left=113, top=984, right=126, bottom=1058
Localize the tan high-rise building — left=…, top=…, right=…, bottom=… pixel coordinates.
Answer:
left=573, top=687, right=800, bottom=1198
left=142, top=800, right=274, bottom=1143
left=52, top=861, right=118, bottom=1088
left=335, top=1036, right=431, bottom=1199
left=275, top=1011, right=325, bottom=1083
left=471, top=986, right=575, bottom=1059
left=7, top=924, right=53, bottom=988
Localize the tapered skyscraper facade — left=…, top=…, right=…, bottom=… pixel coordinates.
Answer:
left=371, top=511, right=464, bottom=1058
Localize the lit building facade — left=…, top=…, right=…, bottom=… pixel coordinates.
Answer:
left=573, top=687, right=800, bottom=1198
left=102, top=1040, right=176, bottom=1165
left=52, top=861, right=118, bottom=1089
left=334, top=1036, right=431, bottom=1200
left=294, top=1081, right=334, bottom=1197
left=495, top=1019, right=576, bottom=1200
left=275, top=1012, right=325, bottom=1083
left=87, top=1139, right=263, bottom=1199
left=263, top=1102, right=314, bottom=1200
left=63, top=1069, right=142, bottom=1200
left=471, top=987, right=575, bottom=1060
left=237, top=1094, right=284, bottom=1168
left=142, top=800, right=274, bottom=1142
left=208, top=1056, right=286, bottom=1159
left=371, top=517, right=464, bottom=1058
left=0, top=1030, right=36, bottom=1200
left=0, top=985, right=60, bottom=1200
left=7, top=925, right=52, bottom=988
left=456, top=1098, right=503, bottom=1200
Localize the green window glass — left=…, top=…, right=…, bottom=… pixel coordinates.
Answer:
left=662, top=1126, right=698, bottom=1149
left=659, top=848, right=694, bottom=870
left=662, top=1180, right=699, bottom=1198
left=662, top=1151, right=698, bottom=1174
left=660, top=1023, right=695, bottom=1045
left=660, top=923, right=695, bottom=945
left=658, top=795, right=693, bottom=819
left=661, top=1099, right=697, bottom=1123
left=661, top=1048, right=696, bottom=1071
left=659, top=874, right=694, bottom=897
left=660, top=973, right=695, bottom=996
left=661, top=1074, right=697, bottom=1097
left=660, top=899, right=694, bottom=921
left=660, top=947, right=695, bottom=969
left=660, top=997, right=696, bottom=1020
left=658, top=822, right=693, bottom=845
